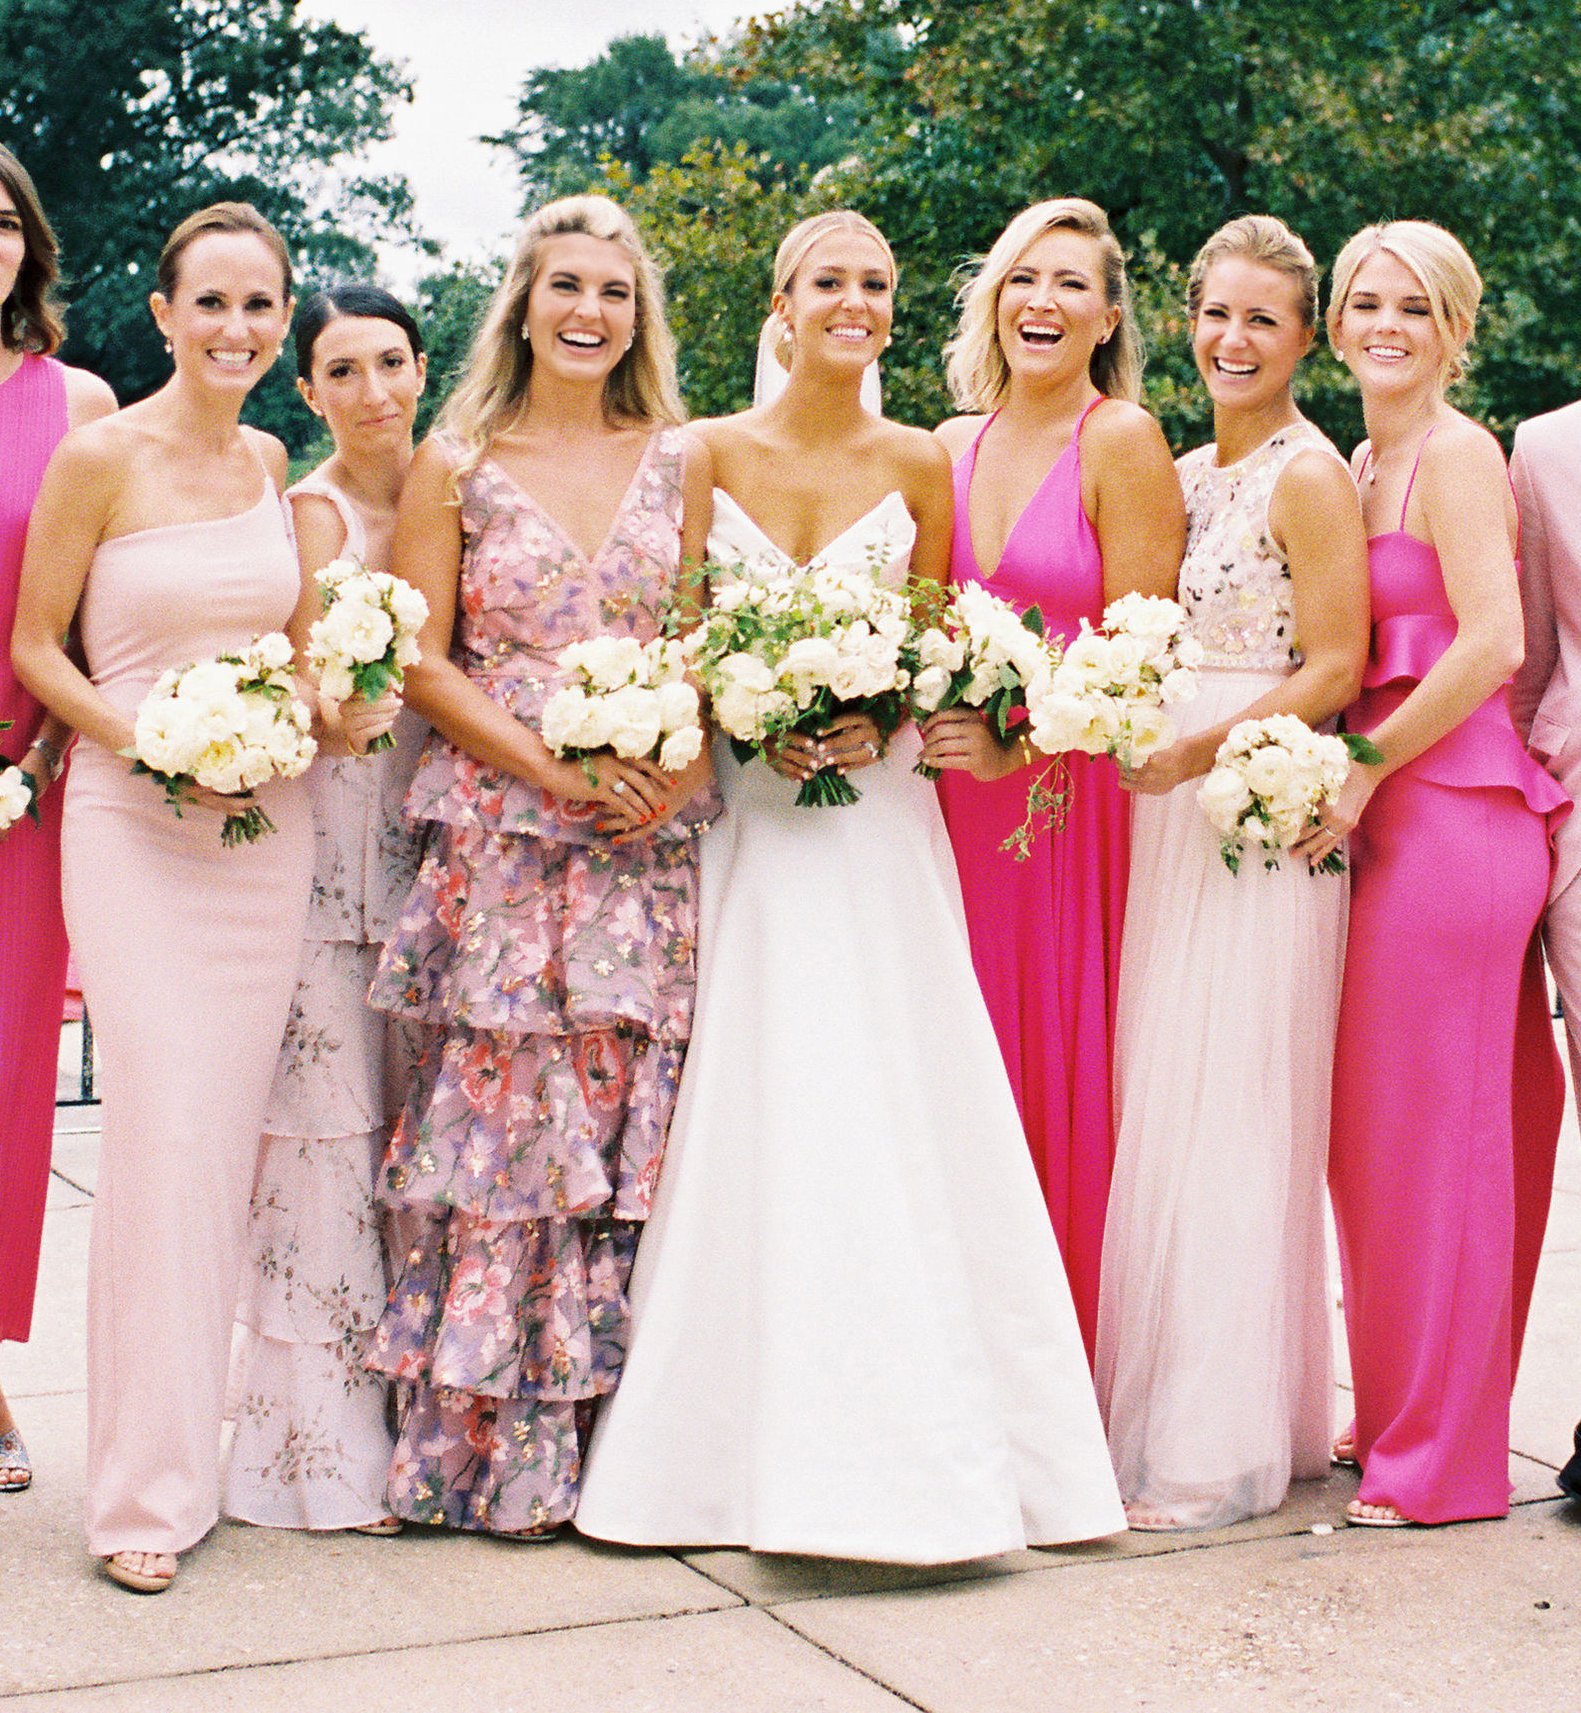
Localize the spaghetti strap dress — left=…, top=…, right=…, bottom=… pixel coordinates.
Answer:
left=0, top=353, right=70, bottom=1346
left=62, top=478, right=313, bottom=1557
left=937, top=397, right=1128, bottom=1362
left=225, top=471, right=428, bottom=1528
left=1328, top=434, right=1568, bottom=1523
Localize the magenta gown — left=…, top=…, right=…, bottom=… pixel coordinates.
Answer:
left=1329, top=441, right=1568, bottom=1524
left=0, top=354, right=70, bottom=1345
left=937, top=399, right=1129, bottom=1363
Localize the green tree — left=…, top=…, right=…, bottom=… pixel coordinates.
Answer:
left=704, top=0, right=1581, bottom=448
left=491, top=32, right=860, bottom=206
left=0, top=0, right=417, bottom=451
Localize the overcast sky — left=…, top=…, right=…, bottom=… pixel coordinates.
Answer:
left=302, top=1, right=756, bottom=276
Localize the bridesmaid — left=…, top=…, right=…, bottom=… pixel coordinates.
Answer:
left=364, top=194, right=715, bottom=1538
left=0, top=142, right=115, bottom=1494
left=225, top=285, right=428, bottom=1532
left=1322, top=220, right=1567, bottom=1526
left=13, top=203, right=356, bottom=1592
left=925, top=198, right=1185, bottom=1360
left=1095, top=216, right=1369, bottom=1529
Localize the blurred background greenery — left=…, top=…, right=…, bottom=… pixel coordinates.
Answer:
left=4, top=0, right=1577, bottom=464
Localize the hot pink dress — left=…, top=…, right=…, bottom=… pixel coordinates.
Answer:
left=0, top=354, right=70, bottom=1345
left=1329, top=439, right=1568, bottom=1523
left=937, top=399, right=1128, bottom=1362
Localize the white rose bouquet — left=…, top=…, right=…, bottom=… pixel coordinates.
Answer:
left=539, top=634, right=704, bottom=779
left=907, top=582, right=1058, bottom=780
left=687, top=557, right=914, bottom=807
left=305, top=555, right=429, bottom=753
left=0, top=762, right=34, bottom=834
left=128, top=632, right=318, bottom=845
left=1027, top=593, right=1203, bottom=769
left=1198, top=714, right=1384, bottom=875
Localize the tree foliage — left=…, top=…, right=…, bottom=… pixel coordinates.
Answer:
left=681, top=0, right=1581, bottom=450
left=0, top=0, right=416, bottom=451
left=491, top=32, right=860, bottom=205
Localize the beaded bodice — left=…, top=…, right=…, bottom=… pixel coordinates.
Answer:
left=1176, top=420, right=1341, bottom=673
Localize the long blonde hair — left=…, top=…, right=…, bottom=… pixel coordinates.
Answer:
left=944, top=199, right=1142, bottom=410
left=439, top=194, right=683, bottom=477
left=1327, top=220, right=1481, bottom=389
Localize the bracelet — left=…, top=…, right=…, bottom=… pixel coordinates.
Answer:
left=29, top=736, right=64, bottom=782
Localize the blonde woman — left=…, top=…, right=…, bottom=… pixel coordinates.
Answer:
left=362, top=195, right=716, bottom=1538
left=1095, top=217, right=1369, bottom=1529
left=577, top=211, right=1124, bottom=1564
left=1323, top=221, right=1566, bottom=1526
left=923, top=199, right=1184, bottom=1361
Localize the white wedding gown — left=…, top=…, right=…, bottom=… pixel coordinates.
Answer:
left=575, top=489, right=1125, bottom=1563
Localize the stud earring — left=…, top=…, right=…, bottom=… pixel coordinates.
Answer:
left=163, top=338, right=173, bottom=355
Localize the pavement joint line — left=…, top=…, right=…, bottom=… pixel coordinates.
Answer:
left=758, top=1603, right=935, bottom=1711
left=0, top=1596, right=754, bottom=1703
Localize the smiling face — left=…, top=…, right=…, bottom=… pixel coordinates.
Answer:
left=0, top=180, right=26, bottom=314
left=1334, top=248, right=1449, bottom=401
left=774, top=232, right=893, bottom=378
left=1192, top=255, right=1313, bottom=414
left=995, top=228, right=1120, bottom=388
left=300, top=313, right=425, bottom=455
left=152, top=231, right=291, bottom=394
left=523, top=232, right=638, bottom=386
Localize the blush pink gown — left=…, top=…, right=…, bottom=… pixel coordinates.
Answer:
left=62, top=479, right=312, bottom=1557
left=0, top=355, right=70, bottom=1346
left=1329, top=439, right=1568, bottom=1524
left=937, top=399, right=1129, bottom=1363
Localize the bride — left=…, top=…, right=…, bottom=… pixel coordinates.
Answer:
left=575, top=211, right=1124, bottom=1563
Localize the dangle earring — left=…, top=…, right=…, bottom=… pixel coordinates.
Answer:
left=163, top=339, right=173, bottom=355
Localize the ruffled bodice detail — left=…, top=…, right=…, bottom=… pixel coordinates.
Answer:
left=1352, top=531, right=1568, bottom=823
left=1177, top=423, right=1340, bottom=673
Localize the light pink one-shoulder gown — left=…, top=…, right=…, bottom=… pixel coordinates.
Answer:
left=62, top=482, right=312, bottom=1557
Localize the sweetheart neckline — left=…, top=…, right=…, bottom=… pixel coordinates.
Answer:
left=711, top=487, right=910, bottom=569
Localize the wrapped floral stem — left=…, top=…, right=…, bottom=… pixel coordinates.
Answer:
left=126, top=632, right=317, bottom=846
left=306, top=555, right=428, bottom=754
left=1198, top=717, right=1385, bottom=875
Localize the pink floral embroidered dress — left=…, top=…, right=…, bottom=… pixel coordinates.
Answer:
left=366, top=428, right=708, bottom=1535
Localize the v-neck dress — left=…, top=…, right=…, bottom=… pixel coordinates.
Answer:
left=937, top=401, right=1128, bottom=1365
left=366, top=427, right=714, bottom=1534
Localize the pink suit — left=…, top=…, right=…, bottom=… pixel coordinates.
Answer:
left=1512, top=401, right=1581, bottom=1085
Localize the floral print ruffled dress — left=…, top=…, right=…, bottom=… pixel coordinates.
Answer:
left=366, top=427, right=711, bottom=1535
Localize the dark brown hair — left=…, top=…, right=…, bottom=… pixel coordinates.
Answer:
left=156, top=201, right=293, bottom=301
left=0, top=143, right=65, bottom=355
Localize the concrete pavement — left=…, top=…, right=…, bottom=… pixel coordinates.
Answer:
left=3, top=1027, right=1576, bottom=1711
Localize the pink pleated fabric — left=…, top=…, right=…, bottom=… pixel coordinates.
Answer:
left=1329, top=500, right=1568, bottom=1524
left=0, top=354, right=70, bottom=1344
left=63, top=484, right=312, bottom=1556
left=937, top=401, right=1128, bottom=1363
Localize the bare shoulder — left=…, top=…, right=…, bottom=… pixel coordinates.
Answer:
left=240, top=426, right=289, bottom=487
left=1275, top=444, right=1360, bottom=507
left=1084, top=397, right=1171, bottom=460
left=934, top=413, right=987, bottom=458
left=678, top=426, right=715, bottom=486
left=61, top=363, right=117, bottom=426
left=880, top=419, right=950, bottom=479
left=690, top=411, right=760, bottom=457
left=1419, top=413, right=1507, bottom=499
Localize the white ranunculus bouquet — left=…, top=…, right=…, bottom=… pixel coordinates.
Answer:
left=1198, top=714, right=1383, bottom=875
left=907, top=582, right=1059, bottom=780
left=688, top=557, right=913, bottom=807
left=1028, top=592, right=1203, bottom=769
left=0, top=762, right=34, bottom=834
left=306, top=555, right=429, bottom=754
left=128, top=632, right=318, bottom=845
left=540, top=634, right=704, bottom=780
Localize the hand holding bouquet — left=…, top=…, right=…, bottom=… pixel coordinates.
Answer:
left=540, top=633, right=705, bottom=781
left=909, top=582, right=1055, bottom=779
left=0, top=761, right=35, bottom=835
left=305, top=555, right=428, bottom=753
left=1027, top=593, right=1202, bottom=769
left=688, top=558, right=913, bottom=807
left=1198, top=714, right=1384, bottom=875
left=128, top=632, right=317, bottom=845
